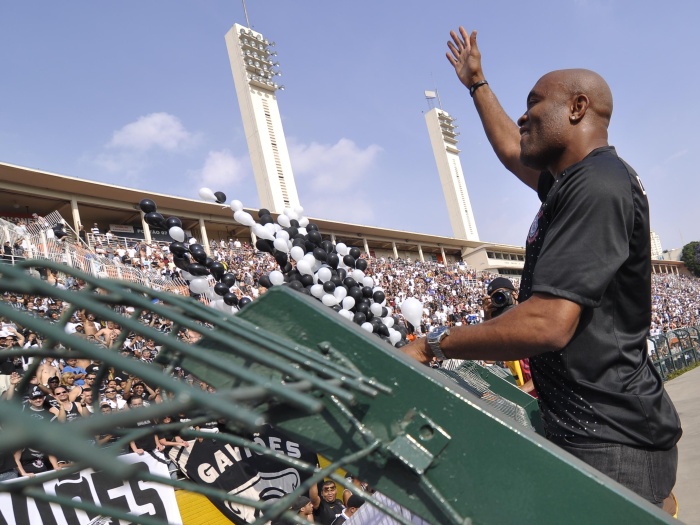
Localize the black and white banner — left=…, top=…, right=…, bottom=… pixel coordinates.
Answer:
left=172, top=426, right=317, bottom=524
left=0, top=453, right=182, bottom=525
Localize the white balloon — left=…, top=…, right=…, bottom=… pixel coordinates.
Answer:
left=361, top=322, right=374, bottom=333
left=363, top=276, right=375, bottom=288
left=189, top=278, right=209, bottom=295
left=302, top=253, right=316, bottom=265
left=188, top=237, right=197, bottom=245
left=199, top=187, right=217, bottom=202
left=335, top=243, right=348, bottom=256
left=310, top=284, right=325, bottom=298
left=233, top=210, right=255, bottom=227
left=342, top=296, right=356, bottom=310
left=291, top=246, right=305, bottom=262
left=252, top=223, right=274, bottom=241
left=269, top=270, right=285, bottom=286
left=298, top=227, right=308, bottom=235
left=338, top=309, right=354, bottom=321
left=277, top=214, right=291, bottom=228
left=382, top=316, right=395, bottom=328
left=287, top=210, right=299, bottom=221
left=230, top=199, right=243, bottom=212
left=293, top=205, right=304, bottom=216
left=389, top=329, right=402, bottom=345
left=180, top=270, right=193, bottom=280
left=169, top=226, right=185, bottom=242
left=317, top=267, right=332, bottom=283
left=401, top=297, right=424, bottom=328
left=298, top=217, right=309, bottom=228
left=264, top=223, right=277, bottom=238
left=385, top=306, right=393, bottom=317
left=321, top=294, right=338, bottom=307
left=370, top=303, right=383, bottom=317
left=312, top=260, right=323, bottom=272
left=333, top=286, right=347, bottom=301
left=275, top=230, right=290, bottom=241
left=282, top=207, right=293, bottom=217
left=273, top=238, right=289, bottom=253
left=297, top=260, right=313, bottom=276
left=352, top=270, right=365, bottom=282
left=210, top=299, right=224, bottom=311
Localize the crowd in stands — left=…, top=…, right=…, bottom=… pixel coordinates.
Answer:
left=2, top=216, right=700, bottom=523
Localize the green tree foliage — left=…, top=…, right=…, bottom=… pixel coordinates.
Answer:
left=680, top=241, right=700, bottom=277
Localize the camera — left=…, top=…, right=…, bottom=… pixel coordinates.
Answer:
left=491, top=289, right=514, bottom=309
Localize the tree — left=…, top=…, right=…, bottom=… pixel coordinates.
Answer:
left=680, top=241, right=700, bottom=277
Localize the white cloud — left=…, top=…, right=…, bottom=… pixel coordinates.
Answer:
left=108, top=112, right=197, bottom=152
left=199, top=149, right=248, bottom=186
left=289, top=138, right=382, bottom=191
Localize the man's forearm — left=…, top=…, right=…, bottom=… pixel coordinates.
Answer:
left=406, top=294, right=582, bottom=363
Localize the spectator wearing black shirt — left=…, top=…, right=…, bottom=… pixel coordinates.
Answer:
left=311, top=480, right=345, bottom=525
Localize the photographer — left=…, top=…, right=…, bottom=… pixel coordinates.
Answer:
left=482, top=278, right=535, bottom=396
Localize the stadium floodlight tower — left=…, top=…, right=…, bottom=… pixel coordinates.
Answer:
left=424, top=92, right=479, bottom=241
left=225, top=23, right=301, bottom=213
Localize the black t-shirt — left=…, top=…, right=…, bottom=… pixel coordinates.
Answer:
left=521, top=147, right=681, bottom=449
left=314, top=499, right=345, bottom=525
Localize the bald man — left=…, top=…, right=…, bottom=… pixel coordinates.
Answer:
left=403, top=27, right=681, bottom=512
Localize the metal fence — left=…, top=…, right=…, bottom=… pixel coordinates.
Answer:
left=648, top=327, right=700, bottom=379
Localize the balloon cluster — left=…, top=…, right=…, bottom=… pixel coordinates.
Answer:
left=137, top=194, right=250, bottom=312
left=230, top=200, right=414, bottom=349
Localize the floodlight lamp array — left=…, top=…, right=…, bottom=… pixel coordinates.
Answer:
left=238, top=27, right=283, bottom=91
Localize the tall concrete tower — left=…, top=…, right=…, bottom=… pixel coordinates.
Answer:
left=225, top=23, right=301, bottom=213
left=425, top=107, right=479, bottom=241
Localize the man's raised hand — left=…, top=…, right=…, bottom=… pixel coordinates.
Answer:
left=446, top=27, right=484, bottom=89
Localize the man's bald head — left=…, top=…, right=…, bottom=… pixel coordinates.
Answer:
left=518, top=68, right=613, bottom=174
left=540, top=68, right=613, bottom=126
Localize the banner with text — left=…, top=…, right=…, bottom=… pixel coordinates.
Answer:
left=0, top=452, right=182, bottom=525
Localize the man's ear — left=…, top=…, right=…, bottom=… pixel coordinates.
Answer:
left=570, top=93, right=590, bottom=122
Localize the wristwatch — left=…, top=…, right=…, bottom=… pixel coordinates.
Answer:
left=427, top=326, right=450, bottom=361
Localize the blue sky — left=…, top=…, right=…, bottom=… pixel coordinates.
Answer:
left=1, top=1, right=698, bottom=250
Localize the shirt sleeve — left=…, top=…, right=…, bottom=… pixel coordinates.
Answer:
left=531, top=159, right=634, bottom=307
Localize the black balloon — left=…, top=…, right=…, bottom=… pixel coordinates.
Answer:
left=327, top=253, right=339, bottom=269
left=283, top=262, right=293, bottom=274
left=343, top=277, right=358, bottom=288
left=290, top=219, right=300, bottom=228
left=313, top=247, right=327, bottom=262
left=238, top=296, right=252, bottom=308
left=348, top=286, right=363, bottom=302
left=381, top=307, right=389, bottom=317
left=221, top=273, right=237, bottom=287
left=187, top=263, right=209, bottom=276
left=323, top=281, right=336, bottom=293
left=189, top=243, right=204, bottom=254
left=165, top=216, right=182, bottom=229
left=307, top=231, right=322, bottom=246
left=274, top=251, right=288, bottom=268
left=258, top=208, right=271, bottom=218
left=204, top=257, right=215, bottom=268
left=214, top=282, right=230, bottom=296
left=321, top=240, right=334, bottom=254
left=300, top=275, right=314, bottom=287
left=343, top=255, right=356, bottom=268
left=395, top=340, right=408, bottom=348
left=361, top=286, right=373, bottom=298
left=356, top=303, right=369, bottom=315
left=223, top=292, right=239, bottom=306
left=349, top=247, right=361, bottom=259
left=214, top=191, right=227, bottom=204
left=256, top=239, right=275, bottom=254
left=139, top=198, right=157, bottom=214
left=169, top=242, right=188, bottom=257
left=144, top=212, right=165, bottom=228
left=209, top=262, right=225, bottom=280
left=307, top=223, right=319, bottom=232
left=330, top=275, right=343, bottom=287
left=353, top=312, right=367, bottom=325
left=377, top=324, right=390, bottom=337
left=331, top=304, right=342, bottom=312
left=292, top=237, right=306, bottom=249
left=373, top=290, right=386, bottom=304
left=173, top=256, right=189, bottom=271
left=192, top=251, right=208, bottom=264
left=356, top=259, right=368, bottom=272
left=258, top=275, right=272, bottom=288
left=259, top=214, right=273, bottom=225
left=337, top=268, right=347, bottom=280
left=287, top=280, right=304, bottom=292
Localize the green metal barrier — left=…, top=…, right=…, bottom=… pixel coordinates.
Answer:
left=0, top=261, right=677, bottom=524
